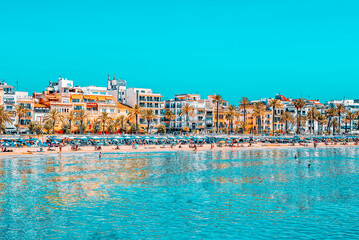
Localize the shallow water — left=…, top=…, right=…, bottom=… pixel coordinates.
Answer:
left=0, top=147, right=359, bottom=239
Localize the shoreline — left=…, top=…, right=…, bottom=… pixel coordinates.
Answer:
left=1, top=143, right=358, bottom=157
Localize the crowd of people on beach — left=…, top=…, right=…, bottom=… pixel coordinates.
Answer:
left=0, top=135, right=358, bottom=155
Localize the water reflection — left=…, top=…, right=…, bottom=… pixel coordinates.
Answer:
left=0, top=147, right=358, bottom=239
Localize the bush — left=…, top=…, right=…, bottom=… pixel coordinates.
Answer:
left=44, top=120, right=53, bottom=134
left=182, top=127, right=190, bottom=132
left=130, top=123, right=139, bottom=134
left=28, top=121, right=43, bottom=135
left=0, top=123, right=6, bottom=134
left=61, top=123, right=71, bottom=134
left=220, top=127, right=228, bottom=134
left=107, top=122, right=116, bottom=134
left=157, top=124, right=166, bottom=134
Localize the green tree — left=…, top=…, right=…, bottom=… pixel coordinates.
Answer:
left=239, top=97, right=250, bottom=133
left=179, top=104, right=194, bottom=130
left=293, top=98, right=306, bottom=134
left=44, top=109, right=63, bottom=134
left=157, top=124, right=166, bottom=134
left=252, top=102, right=266, bottom=134
left=212, top=95, right=224, bottom=134
left=98, top=112, right=112, bottom=134
left=0, top=106, right=12, bottom=134
left=279, top=112, right=295, bottom=134
left=141, top=109, right=156, bottom=133
left=128, top=104, right=142, bottom=134
left=345, top=111, right=356, bottom=133
left=326, top=107, right=337, bottom=135
left=63, top=110, right=76, bottom=134
left=44, top=120, right=53, bottom=134
left=268, top=99, right=283, bottom=135
left=336, top=103, right=346, bottom=134
left=225, top=105, right=237, bottom=134
left=61, top=122, right=71, bottom=134
left=307, top=107, right=319, bottom=135
left=14, top=104, right=30, bottom=134
left=76, top=110, right=89, bottom=134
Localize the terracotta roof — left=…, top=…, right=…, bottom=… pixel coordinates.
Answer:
left=117, top=102, right=133, bottom=109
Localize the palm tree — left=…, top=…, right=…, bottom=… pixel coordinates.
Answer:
left=179, top=104, right=194, bottom=129
left=28, top=121, right=42, bottom=135
left=279, top=112, right=295, bottom=134
left=141, top=109, right=155, bottom=133
left=268, top=99, right=283, bottom=135
left=165, top=110, right=176, bottom=121
left=128, top=104, right=141, bottom=134
left=212, top=95, right=223, bottom=134
left=326, top=107, right=337, bottom=135
left=332, top=118, right=338, bottom=134
left=343, top=117, right=350, bottom=134
left=345, top=111, right=356, bottom=133
left=293, top=98, right=306, bottom=134
left=164, top=110, right=176, bottom=130
left=76, top=110, right=89, bottom=134
left=44, top=109, right=63, bottom=134
left=115, top=115, right=128, bottom=133
left=316, top=113, right=327, bottom=135
left=239, top=97, right=250, bottom=133
left=336, top=103, right=346, bottom=134
left=307, top=107, right=319, bottom=135
left=225, top=105, right=237, bottom=134
left=14, top=104, right=30, bottom=134
left=98, top=112, right=112, bottom=134
left=0, top=106, right=13, bottom=134
left=63, top=110, right=76, bottom=134
left=252, top=102, right=266, bottom=134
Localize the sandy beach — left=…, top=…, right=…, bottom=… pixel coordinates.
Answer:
left=1, top=142, right=357, bottom=157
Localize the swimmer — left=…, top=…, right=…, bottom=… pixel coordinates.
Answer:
left=308, top=163, right=310, bottom=168
left=294, top=155, right=298, bottom=159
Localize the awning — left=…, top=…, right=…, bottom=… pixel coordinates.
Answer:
left=71, top=94, right=83, bottom=99
left=83, top=95, right=97, bottom=100
left=105, top=96, right=114, bottom=100
left=86, top=103, right=98, bottom=107
left=97, top=96, right=106, bottom=101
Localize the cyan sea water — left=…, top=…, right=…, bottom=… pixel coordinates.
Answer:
left=0, top=147, right=359, bottom=239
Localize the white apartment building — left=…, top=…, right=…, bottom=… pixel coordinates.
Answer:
left=164, top=94, right=208, bottom=133
left=107, top=74, right=127, bottom=104
left=126, top=87, right=163, bottom=132
left=51, top=77, right=74, bottom=93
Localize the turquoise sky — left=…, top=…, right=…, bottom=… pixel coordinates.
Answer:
left=1, top=0, right=359, bottom=103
